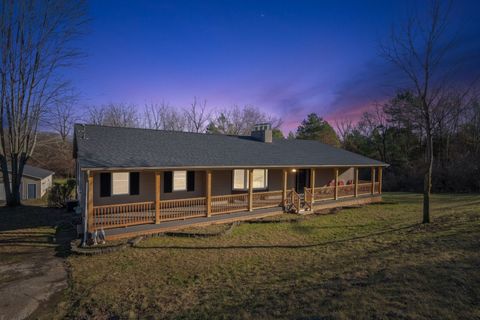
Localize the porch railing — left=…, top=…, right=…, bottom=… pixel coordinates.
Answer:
left=160, top=197, right=207, bottom=221
left=337, top=184, right=355, bottom=198
left=92, top=201, right=155, bottom=230
left=91, top=181, right=381, bottom=230
left=211, top=193, right=249, bottom=215
left=357, top=182, right=372, bottom=195
left=252, top=190, right=283, bottom=209
left=312, top=186, right=335, bottom=201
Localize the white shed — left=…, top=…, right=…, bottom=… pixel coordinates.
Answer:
left=0, top=165, right=54, bottom=200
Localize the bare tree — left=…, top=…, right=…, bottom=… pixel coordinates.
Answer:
left=87, top=103, right=139, bottom=128
left=207, top=105, right=282, bottom=135
left=335, top=118, right=354, bottom=144
left=358, top=104, right=390, bottom=162
left=0, top=0, right=87, bottom=206
left=381, top=0, right=467, bottom=223
left=184, top=97, right=211, bottom=133
left=46, top=93, right=79, bottom=142
left=143, top=102, right=185, bottom=131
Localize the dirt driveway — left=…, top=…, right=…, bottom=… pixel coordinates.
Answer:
left=0, top=204, right=73, bottom=320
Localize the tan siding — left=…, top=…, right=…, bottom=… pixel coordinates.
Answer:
left=268, top=169, right=283, bottom=190
left=315, top=168, right=335, bottom=187
left=211, top=170, right=232, bottom=196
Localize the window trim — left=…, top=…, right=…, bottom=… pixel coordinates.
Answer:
left=232, top=169, right=268, bottom=191
left=111, top=172, right=130, bottom=196
left=172, top=170, right=187, bottom=192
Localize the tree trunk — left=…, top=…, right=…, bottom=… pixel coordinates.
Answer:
left=3, top=154, right=27, bottom=207
left=423, top=131, right=433, bottom=223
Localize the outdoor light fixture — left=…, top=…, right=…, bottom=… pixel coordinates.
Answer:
left=291, top=169, right=297, bottom=172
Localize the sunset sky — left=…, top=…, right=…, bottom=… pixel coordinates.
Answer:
left=72, top=0, right=480, bottom=133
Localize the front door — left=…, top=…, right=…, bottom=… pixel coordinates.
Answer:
left=295, top=169, right=310, bottom=194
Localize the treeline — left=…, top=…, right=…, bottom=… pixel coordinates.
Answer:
left=336, top=94, right=480, bottom=193
left=84, top=99, right=284, bottom=136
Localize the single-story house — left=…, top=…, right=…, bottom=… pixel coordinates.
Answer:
left=74, top=123, right=387, bottom=241
left=0, top=165, right=54, bottom=200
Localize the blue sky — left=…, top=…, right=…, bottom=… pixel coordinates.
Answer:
left=71, top=0, right=480, bottom=132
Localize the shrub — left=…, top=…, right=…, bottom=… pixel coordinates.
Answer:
left=48, top=178, right=76, bottom=207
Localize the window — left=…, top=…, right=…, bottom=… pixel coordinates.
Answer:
left=233, top=169, right=247, bottom=190
left=253, top=169, right=268, bottom=189
left=232, top=169, right=268, bottom=190
left=164, top=171, right=194, bottom=193
left=173, top=170, right=187, bottom=191
left=112, top=172, right=129, bottom=195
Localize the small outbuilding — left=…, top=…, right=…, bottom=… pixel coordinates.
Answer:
left=0, top=165, right=54, bottom=200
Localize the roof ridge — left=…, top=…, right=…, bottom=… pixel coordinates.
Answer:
left=74, top=123, right=252, bottom=139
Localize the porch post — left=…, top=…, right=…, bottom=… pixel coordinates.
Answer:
left=282, top=169, right=287, bottom=208
left=310, top=168, right=315, bottom=207
left=378, top=167, right=383, bottom=194
left=206, top=170, right=212, bottom=217
left=354, top=167, right=359, bottom=197
left=371, top=167, right=376, bottom=195
left=155, top=171, right=161, bottom=224
left=87, top=171, right=93, bottom=233
left=334, top=168, right=339, bottom=200
left=248, top=169, right=253, bottom=212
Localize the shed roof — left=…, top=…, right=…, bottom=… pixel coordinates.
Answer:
left=74, top=124, right=387, bottom=170
left=5, top=165, right=54, bottom=180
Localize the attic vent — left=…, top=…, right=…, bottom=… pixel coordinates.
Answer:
left=251, top=123, right=273, bottom=143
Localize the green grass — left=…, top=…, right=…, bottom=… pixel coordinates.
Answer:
left=35, top=194, right=480, bottom=318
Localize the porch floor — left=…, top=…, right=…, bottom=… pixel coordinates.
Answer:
left=104, top=194, right=381, bottom=241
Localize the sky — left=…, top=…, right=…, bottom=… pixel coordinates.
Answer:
left=71, top=0, right=480, bottom=133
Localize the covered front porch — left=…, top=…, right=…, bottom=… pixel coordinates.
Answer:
left=85, top=166, right=383, bottom=239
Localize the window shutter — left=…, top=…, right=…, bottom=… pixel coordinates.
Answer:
left=164, top=171, right=172, bottom=193
left=100, top=172, right=111, bottom=197
left=129, top=172, right=140, bottom=195
left=187, top=171, right=195, bottom=191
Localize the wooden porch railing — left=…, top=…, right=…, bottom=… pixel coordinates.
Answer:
left=337, top=184, right=355, bottom=198
left=159, top=197, right=207, bottom=221
left=252, top=190, right=283, bottom=209
left=92, top=201, right=155, bottom=230
left=357, top=182, right=372, bottom=195
left=211, top=193, right=249, bottom=215
left=90, top=179, right=381, bottom=230
left=304, top=187, right=312, bottom=211
left=311, top=186, right=335, bottom=201
left=284, top=189, right=301, bottom=213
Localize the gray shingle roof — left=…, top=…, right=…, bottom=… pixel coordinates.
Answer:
left=74, top=124, right=387, bottom=170
left=7, top=165, right=54, bottom=180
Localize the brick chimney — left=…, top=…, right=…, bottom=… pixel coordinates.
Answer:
left=251, top=123, right=273, bottom=143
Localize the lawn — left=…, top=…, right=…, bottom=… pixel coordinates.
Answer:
left=41, top=193, right=480, bottom=318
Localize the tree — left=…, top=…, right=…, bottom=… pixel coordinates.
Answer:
left=184, top=97, right=211, bottom=133
left=46, top=93, right=79, bottom=142
left=272, top=129, right=284, bottom=139
left=207, top=105, right=282, bottom=135
left=88, top=103, right=139, bottom=128
left=0, top=0, right=87, bottom=206
left=287, top=131, right=296, bottom=140
left=296, top=113, right=340, bottom=146
left=381, top=0, right=464, bottom=223
left=143, top=102, right=185, bottom=131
